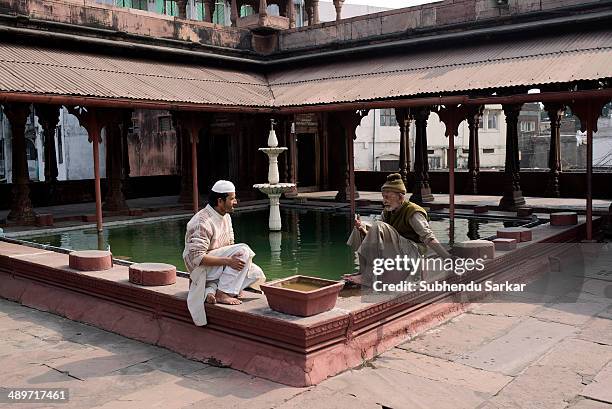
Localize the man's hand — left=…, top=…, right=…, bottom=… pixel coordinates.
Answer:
left=226, top=253, right=246, bottom=271
left=354, top=216, right=367, bottom=235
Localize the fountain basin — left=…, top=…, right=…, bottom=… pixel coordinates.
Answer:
left=260, top=275, right=344, bottom=317
left=253, top=183, right=296, bottom=195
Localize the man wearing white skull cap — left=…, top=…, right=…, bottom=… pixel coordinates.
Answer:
left=183, top=180, right=266, bottom=326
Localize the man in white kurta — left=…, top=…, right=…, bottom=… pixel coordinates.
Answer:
left=183, top=180, right=265, bottom=326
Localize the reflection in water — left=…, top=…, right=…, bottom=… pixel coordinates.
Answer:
left=23, top=209, right=523, bottom=281
left=467, top=218, right=480, bottom=240
left=269, top=231, right=282, bottom=264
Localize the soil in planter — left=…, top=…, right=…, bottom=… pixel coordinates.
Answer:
left=278, top=281, right=330, bottom=291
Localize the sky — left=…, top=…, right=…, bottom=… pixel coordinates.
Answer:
left=343, top=0, right=437, bottom=9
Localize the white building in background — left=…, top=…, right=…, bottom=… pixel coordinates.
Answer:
left=354, top=105, right=507, bottom=171
left=0, top=107, right=45, bottom=183
left=0, top=106, right=106, bottom=184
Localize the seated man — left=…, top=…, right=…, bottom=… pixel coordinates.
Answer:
left=183, top=180, right=265, bottom=326
left=345, top=173, right=451, bottom=286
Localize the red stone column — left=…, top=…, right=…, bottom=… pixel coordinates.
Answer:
left=176, top=0, right=188, bottom=19
left=35, top=105, right=60, bottom=187
left=173, top=112, right=208, bottom=212
left=570, top=98, right=608, bottom=241
left=333, top=0, right=343, bottom=21
left=499, top=104, right=526, bottom=210
left=544, top=103, right=564, bottom=198
left=231, top=0, right=239, bottom=26
left=173, top=114, right=193, bottom=205
left=312, top=0, right=319, bottom=23
left=102, top=111, right=130, bottom=212
left=465, top=105, right=483, bottom=195
left=4, top=103, right=36, bottom=224
left=437, top=105, right=468, bottom=222
left=395, top=108, right=412, bottom=185
left=410, top=106, right=434, bottom=204
left=287, top=0, right=295, bottom=28
left=69, top=107, right=104, bottom=233
left=333, top=111, right=367, bottom=217
left=204, top=0, right=214, bottom=22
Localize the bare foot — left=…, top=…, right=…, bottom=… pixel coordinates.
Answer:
left=237, top=290, right=248, bottom=299
left=205, top=293, right=216, bottom=304
left=215, top=290, right=242, bottom=305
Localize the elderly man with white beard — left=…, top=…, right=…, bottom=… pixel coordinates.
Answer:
left=344, top=173, right=451, bottom=287
left=183, top=180, right=265, bottom=326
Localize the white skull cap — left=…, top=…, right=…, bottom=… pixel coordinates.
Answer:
left=211, top=180, right=236, bottom=193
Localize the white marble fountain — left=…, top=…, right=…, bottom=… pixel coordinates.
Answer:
left=253, top=120, right=296, bottom=231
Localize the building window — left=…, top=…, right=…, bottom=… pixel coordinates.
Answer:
left=213, top=0, right=225, bottom=24
left=483, top=148, right=495, bottom=154
left=427, top=149, right=434, bottom=155
left=56, top=126, right=63, bottom=165
left=240, top=4, right=254, bottom=17
left=25, top=139, right=37, bottom=161
left=163, top=0, right=177, bottom=16
left=116, top=0, right=147, bottom=10
left=379, top=109, right=398, bottom=127
left=520, top=121, right=535, bottom=132
left=462, top=148, right=469, bottom=154
left=428, top=156, right=441, bottom=169
left=129, top=113, right=140, bottom=135
left=487, top=113, right=498, bottom=130
left=158, top=116, right=173, bottom=132
left=379, top=160, right=399, bottom=172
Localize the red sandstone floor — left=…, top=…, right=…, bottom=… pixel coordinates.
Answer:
left=1, top=243, right=611, bottom=408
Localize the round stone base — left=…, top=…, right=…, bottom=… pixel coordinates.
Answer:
left=550, top=212, right=578, bottom=226
left=497, top=227, right=532, bottom=242
left=69, top=250, right=113, bottom=271
left=451, top=239, right=495, bottom=259
left=129, top=263, right=176, bottom=286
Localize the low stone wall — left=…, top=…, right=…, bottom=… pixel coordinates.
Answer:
left=278, top=0, right=602, bottom=52
left=0, top=175, right=181, bottom=209
left=355, top=170, right=612, bottom=200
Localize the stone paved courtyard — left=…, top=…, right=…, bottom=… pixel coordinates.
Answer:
left=1, top=243, right=611, bottom=408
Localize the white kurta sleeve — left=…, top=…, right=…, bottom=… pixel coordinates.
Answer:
left=183, top=221, right=212, bottom=273
left=228, top=216, right=235, bottom=245
left=409, top=213, right=436, bottom=244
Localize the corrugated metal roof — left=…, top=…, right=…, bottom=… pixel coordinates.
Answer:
left=0, top=30, right=610, bottom=109
left=268, top=30, right=612, bottom=107
left=0, top=43, right=274, bottom=107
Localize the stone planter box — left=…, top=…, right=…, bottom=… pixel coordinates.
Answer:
left=260, top=275, right=344, bottom=317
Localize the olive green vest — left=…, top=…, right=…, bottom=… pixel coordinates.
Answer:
left=382, top=201, right=429, bottom=243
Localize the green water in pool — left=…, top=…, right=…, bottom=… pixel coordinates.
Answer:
left=22, top=209, right=521, bottom=281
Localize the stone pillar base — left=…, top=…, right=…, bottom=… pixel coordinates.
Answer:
left=335, top=188, right=360, bottom=202
left=410, top=186, right=434, bottom=204
left=499, top=190, right=526, bottom=210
